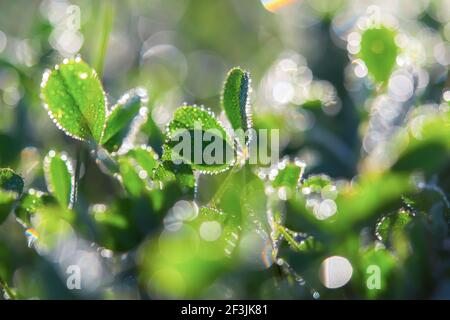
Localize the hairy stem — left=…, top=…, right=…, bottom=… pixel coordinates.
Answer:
left=275, top=223, right=302, bottom=252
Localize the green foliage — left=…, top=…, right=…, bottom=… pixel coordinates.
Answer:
left=101, top=88, right=148, bottom=152
left=376, top=209, right=414, bottom=243
left=138, top=226, right=222, bottom=298
left=116, top=146, right=159, bottom=197
left=32, top=205, right=76, bottom=253
left=332, top=173, right=413, bottom=232
left=40, top=57, right=106, bottom=142
left=222, top=67, right=252, bottom=136
left=43, top=151, right=74, bottom=208
left=191, top=206, right=241, bottom=260
left=0, top=242, right=13, bottom=281
left=153, top=161, right=195, bottom=189
left=300, top=99, right=323, bottom=110
left=8, top=52, right=450, bottom=300
left=1, top=1, right=449, bottom=300
left=90, top=198, right=156, bottom=252
left=118, top=156, right=147, bottom=197
left=15, top=190, right=55, bottom=226
left=125, top=146, right=159, bottom=178
left=138, top=206, right=239, bottom=298
left=163, top=106, right=234, bottom=173
left=0, top=168, right=23, bottom=225
left=354, top=246, right=397, bottom=299
left=359, top=26, right=399, bottom=83
left=0, top=190, right=18, bottom=225
left=117, top=145, right=194, bottom=196
left=301, top=174, right=332, bottom=191
left=391, top=112, right=450, bottom=174
left=0, top=168, right=24, bottom=195
left=272, top=160, right=306, bottom=190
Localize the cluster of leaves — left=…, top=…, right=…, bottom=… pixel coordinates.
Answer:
left=0, top=20, right=449, bottom=299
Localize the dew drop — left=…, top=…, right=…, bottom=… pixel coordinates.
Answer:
left=25, top=228, right=39, bottom=248
left=319, top=256, right=353, bottom=289
left=199, top=221, right=222, bottom=242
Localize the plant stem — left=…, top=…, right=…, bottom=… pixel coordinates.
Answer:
left=275, top=223, right=302, bottom=252
left=73, top=142, right=87, bottom=207
left=93, top=0, right=115, bottom=78
left=0, top=277, right=16, bottom=300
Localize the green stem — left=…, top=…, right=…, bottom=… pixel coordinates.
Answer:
left=0, top=277, right=16, bottom=300
left=275, top=223, right=302, bottom=252
left=73, top=142, right=85, bottom=207
left=93, top=0, right=115, bottom=78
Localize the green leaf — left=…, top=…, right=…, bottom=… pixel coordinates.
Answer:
left=117, top=145, right=160, bottom=196
left=300, top=99, right=323, bottom=110
left=0, top=134, right=21, bottom=167
left=153, top=161, right=195, bottom=189
left=43, top=151, right=75, bottom=208
left=0, top=168, right=23, bottom=225
left=242, top=173, right=270, bottom=232
left=375, top=209, right=414, bottom=243
left=139, top=227, right=217, bottom=298
left=126, top=145, right=159, bottom=176
left=164, top=106, right=234, bottom=173
left=138, top=167, right=266, bottom=299
left=91, top=202, right=138, bottom=252
left=391, top=112, right=450, bottom=174
left=222, top=67, right=252, bottom=135
left=140, top=112, right=165, bottom=154
left=31, top=205, right=76, bottom=253
left=90, top=197, right=156, bottom=252
left=40, top=57, right=107, bottom=142
left=301, top=174, right=332, bottom=192
left=138, top=206, right=239, bottom=298
left=333, top=173, right=413, bottom=232
left=354, top=246, right=397, bottom=299
left=272, top=159, right=306, bottom=190
left=101, top=88, right=149, bottom=152
left=0, top=189, right=18, bottom=225
left=284, top=174, right=338, bottom=229
left=15, top=189, right=55, bottom=226
left=0, top=241, right=13, bottom=281
left=359, top=26, right=399, bottom=83
left=0, top=168, right=24, bottom=194
left=211, top=165, right=264, bottom=226
left=288, top=173, right=413, bottom=234
left=118, top=156, right=147, bottom=197
left=190, top=206, right=241, bottom=260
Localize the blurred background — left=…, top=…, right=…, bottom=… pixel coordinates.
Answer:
left=0, top=0, right=448, bottom=177
left=0, top=0, right=449, bottom=299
